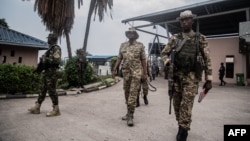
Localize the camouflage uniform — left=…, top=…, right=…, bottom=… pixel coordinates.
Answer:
left=161, top=30, right=212, bottom=130
left=118, top=41, right=146, bottom=113
left=38, top=44, right=61, bottom=105
left=76, top=49, right=87, bottom=87
left=139, top=60, right=152, bottom=97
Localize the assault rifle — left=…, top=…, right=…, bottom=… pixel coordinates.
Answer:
left=33, top=46, right=54, bottom=74
left=168, top=49, right=176, bottom=115
left=33, top=57, right=45, bottom=74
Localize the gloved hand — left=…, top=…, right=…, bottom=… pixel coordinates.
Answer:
left=203, top=80, right=212, bottom=94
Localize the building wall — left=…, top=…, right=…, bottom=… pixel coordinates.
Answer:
left=208, top=36, right=248, bottom=84
left=0, top=45, right=39, bottom=66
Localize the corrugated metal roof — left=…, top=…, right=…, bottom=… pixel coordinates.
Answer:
left=86, top=55, right=116, bottom=62
left=86, top=55, right=116, bottom=60
left=0, top=26, right=48, bottom=49
left=122, top=0, right=250, bottom=36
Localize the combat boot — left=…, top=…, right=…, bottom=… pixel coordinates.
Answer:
left=127, top=112, right=134, bottom=127
left=143, top=95, right=148, bottom=105
left=136, top=95, right=140, bottom=107
left=46, top=105, right=61, bottom=117
left=176, top=126, right=188, bottom=141
left=28, top=102, right=41, bottom=114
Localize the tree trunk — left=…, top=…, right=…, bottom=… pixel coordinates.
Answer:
left=82, top=0, right=96, bottom=52
left=65, top=32, right=72, bottom=59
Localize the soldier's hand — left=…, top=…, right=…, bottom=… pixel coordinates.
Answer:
left=203, top=80, right=212, bottom=93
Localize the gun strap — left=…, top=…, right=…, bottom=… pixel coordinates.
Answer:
left=146, top=79, right=157, bottom=92
left=175, top=34, right=188, bottom=52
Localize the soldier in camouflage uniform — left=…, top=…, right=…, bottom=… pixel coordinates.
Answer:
left=112, top=28, right=147, bottom=127
left=28, top=33, right=62, bottom=117
left=76, top=49, right=87, bottom=88
left=136, top=59, right=152, bottom=107
left=161, top=10, right=212, bottom=141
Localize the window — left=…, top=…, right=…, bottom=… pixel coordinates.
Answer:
left=225, top=55, right=234, bottom=78
left=11, top=50, right=15, bottom=57
left=0, top=49, right=2, bottom=55
left=18, top=57, right=22, bottom=63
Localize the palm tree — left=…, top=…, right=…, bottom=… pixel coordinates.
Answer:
left=82, top=0, right=113, bottom=54
left=31, top=0, right=112, bottom=58
left=33, top=0, right=83, bottom=58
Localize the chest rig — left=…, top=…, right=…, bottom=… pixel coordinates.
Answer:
left=174, top=33, right=200, bottom=74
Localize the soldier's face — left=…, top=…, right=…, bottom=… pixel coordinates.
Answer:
left=127, top=32, right=137, bottom=39
left=180, top=17, right=193, bottom=32
left=48, top=38, right=56, bottom=45
left=47, top=37, right=53, bottom=44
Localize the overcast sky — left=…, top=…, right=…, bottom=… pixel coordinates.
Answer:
left=0, top=0, right=208, bottom=59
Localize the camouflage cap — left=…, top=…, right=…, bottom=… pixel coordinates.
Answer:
left=125, top=27, right=139, bottom=39
left=47, top=33, right=58, bottom=39
left=176, top=10, right=197, bottom=20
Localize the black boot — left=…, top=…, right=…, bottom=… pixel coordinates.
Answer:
left=127, top=111, right=134, bottom=127
left=219, top=81, right=222, bottom=86
left=136, top=95, right=140, bottom=107
left=143, top=95, right=148, bottom=105
left=176, top=126, right=188, bottom=141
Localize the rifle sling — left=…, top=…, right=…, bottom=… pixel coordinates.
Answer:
left=175, top=37, right=188, bottom=52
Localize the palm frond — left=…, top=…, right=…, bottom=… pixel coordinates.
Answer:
left=34, top=0, right=75, bottom=38
left=93, top=0, right=113, bottom=22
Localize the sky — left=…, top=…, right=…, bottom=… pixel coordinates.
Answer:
left=0, top=0, right=208, bottom=60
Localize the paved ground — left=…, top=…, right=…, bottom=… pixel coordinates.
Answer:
left=0, top=77, right=250, bottom=141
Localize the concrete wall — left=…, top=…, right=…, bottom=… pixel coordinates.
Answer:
left=0, top=45, right=39, bottom=66
left=208, top=36, right=247, bottom=84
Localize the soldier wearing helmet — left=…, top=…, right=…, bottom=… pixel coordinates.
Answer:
left=28, top=33, right=62, bottom=117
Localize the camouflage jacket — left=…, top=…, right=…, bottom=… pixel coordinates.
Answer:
left=118, top=41, right=146, bottom=71
left=161, top=30, right=212, bottom=81
left=44, top=44, right=61, bottom=69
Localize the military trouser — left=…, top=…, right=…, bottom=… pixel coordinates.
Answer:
left=37, top=69, right=58, bottom=105
left=139, top=80, right=148, bottom=96
left=123, top=69, right=141, bottom=113
left=173, top=77, right=198, bottom=130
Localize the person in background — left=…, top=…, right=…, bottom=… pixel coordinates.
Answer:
left=151, top=63, right=157, bottom=80
left=219, top=62, right=226, bottom=86
left=136, top=59, right=152, bottom=107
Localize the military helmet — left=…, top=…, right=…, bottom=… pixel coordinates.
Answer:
left=125, top=27, right=139, bottom=39
left=47, top=33, right=58, bottom=39
left=176, top=10, right=197, bottom=20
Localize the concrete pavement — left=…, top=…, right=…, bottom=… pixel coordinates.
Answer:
left=0, top=77, right=250, bottom=141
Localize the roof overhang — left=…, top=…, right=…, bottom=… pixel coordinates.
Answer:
left=0, top=26, right=48, bottom=50
left=0, top=41, right=48, bottom=50
left=86, top=55, right=116, bottom=62
left=122, top=0, right=250, bottom=37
